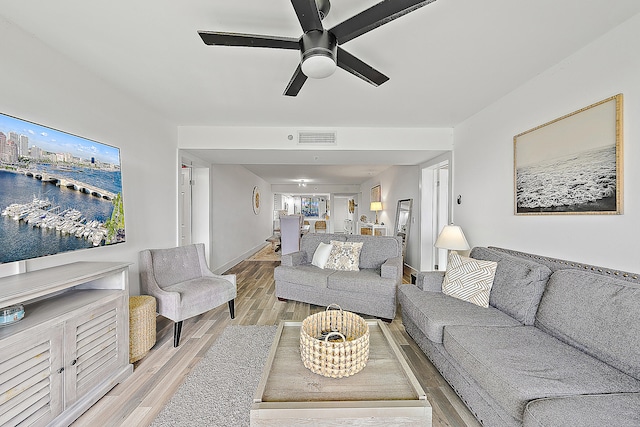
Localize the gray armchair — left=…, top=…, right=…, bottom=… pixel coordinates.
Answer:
left=139, top=243, right=236, bottom=346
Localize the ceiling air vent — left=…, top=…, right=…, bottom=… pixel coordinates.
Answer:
left=297, top=131, right=337, bottom=145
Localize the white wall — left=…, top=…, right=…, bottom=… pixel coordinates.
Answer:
left=361, top=166, right=420, bottom=269
left=209, top=165, right=273, bottom=273
left=0, top=18, right=178, bottom=293
left=453, top=14, right=640, bottom=273
left=178, top=126, right=452, bottom=151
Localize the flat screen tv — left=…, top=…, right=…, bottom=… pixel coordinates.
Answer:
left=0, top=112, right=125, bottom=264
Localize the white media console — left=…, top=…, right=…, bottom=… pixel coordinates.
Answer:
left=0, top=262, right=133, bottom=427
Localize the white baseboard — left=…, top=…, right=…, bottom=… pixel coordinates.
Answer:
left=212, top=242, right=268, bottom=274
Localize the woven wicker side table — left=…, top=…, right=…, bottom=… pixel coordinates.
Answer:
left=129, top=295, right=156, bottom=363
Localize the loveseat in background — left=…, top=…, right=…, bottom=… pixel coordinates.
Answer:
left=398, top=246, right=640, bottom=427
left=274, top=233, right=403, bottom=320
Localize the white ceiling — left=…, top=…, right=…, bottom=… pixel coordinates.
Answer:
left=3, top=0, right=639, bottom=183
left=185, top=148, right=447, bottom=184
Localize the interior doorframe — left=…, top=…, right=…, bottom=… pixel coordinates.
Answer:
left=178, top=151, right=211, bottom=261
left=419, top=152, right=453, bottom=272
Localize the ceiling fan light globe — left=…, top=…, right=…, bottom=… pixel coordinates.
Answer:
left=301, top=54, right=337, bottom=79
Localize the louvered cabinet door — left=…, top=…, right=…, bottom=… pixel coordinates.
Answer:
left=0, top=325, right=64, bottom=427
left=63, top=294, right=127, bottom=406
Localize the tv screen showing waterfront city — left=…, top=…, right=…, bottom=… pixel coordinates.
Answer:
left=0, top=112, right=125, bottom=264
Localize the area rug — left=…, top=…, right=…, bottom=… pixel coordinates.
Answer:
left=151, top=325, right=278, bottom=427
left=247, top=243, right=281, bottom=262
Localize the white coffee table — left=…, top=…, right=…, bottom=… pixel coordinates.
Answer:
left=251, top=319, right=432, bottom=426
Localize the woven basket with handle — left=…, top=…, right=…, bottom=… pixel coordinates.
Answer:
left=300, top=304, right=370, bottom=378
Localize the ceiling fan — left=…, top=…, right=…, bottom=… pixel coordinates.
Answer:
left=198, top=0, right=436, bottom=96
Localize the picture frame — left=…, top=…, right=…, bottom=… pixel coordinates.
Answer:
left=514, top=94, right=623, bottom=215
left=371, top=185, right=381, bottom=203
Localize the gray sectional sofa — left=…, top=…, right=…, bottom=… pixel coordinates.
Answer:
left=274, top=233, right=403, bottom=320
left=398, top=246, right=640, bottom=427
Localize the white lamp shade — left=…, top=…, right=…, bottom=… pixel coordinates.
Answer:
left=301, top=54, right=337, bottom=79
left=370, top=201, right=382, bottom=212
left=434, top=225, right=470, bottom=250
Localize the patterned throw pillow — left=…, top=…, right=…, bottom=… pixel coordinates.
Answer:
left=442, top=252, right=497, bottom=308
left=324, top=240, right=364, bottom=271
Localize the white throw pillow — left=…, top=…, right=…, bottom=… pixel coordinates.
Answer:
left=311, top=242, right=333, bottom=269
left=442, top=252, right=497, bottom=308
left=324, top=240, right=364, bottom=271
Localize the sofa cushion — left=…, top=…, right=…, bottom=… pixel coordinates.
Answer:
left=311, top=242, right=333, bottom=269
left=397, top=284, right=520, bottom=343
left=535, top=269, right=640, bottom=380
left=345, top=235, right=402, bottom=269
left=470, top=247, right=552, bottom=325
left=273, top=264, right=333, bottom=288
left=327, top=269, right=396, bottom=297
left=443, top=325, right=640, bottom=422
left=300, top=234, right=346, bottom=265
left=325, top=240, right=363, bottom=271
left=523, top=393, right=640, bottom=427
left=442, top=252, right=497, bottom=308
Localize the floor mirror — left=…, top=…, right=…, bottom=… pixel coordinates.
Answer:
left=394, top=199, right=413, bottom=258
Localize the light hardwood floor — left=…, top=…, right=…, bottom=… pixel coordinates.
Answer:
left=72, top=257, right=482, bottom=427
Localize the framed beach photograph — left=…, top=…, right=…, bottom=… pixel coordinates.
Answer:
left=514, top=94, right=623, bottom=215
left=371, top=185, right=381, bottom=203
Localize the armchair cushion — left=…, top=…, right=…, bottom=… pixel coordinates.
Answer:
left=163, top=276, right=236, bottom=321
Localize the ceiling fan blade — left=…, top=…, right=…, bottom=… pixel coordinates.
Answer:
left=198, top=31, right=300, bottom=50
left=291, top=0, right=324, bottom=33
left=330, top=0, right=436, bottom=44
left=284, top=64, right=308, bottom=96
left=337, top=47, right=389, bottom=87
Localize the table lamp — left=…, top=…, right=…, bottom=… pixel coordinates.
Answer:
left=370, top=201, right=382, bottom=224
left=434, top=224, right=470, bottom=253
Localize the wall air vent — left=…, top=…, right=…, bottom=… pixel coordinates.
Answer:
left=297, top=131, right=337, bottom=145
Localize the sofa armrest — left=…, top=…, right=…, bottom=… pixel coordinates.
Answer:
left=281, top=251, right=306, bottom=267
left=381, top=256, right=403, bottom=283
left=417, top=271, right=445, bottom=291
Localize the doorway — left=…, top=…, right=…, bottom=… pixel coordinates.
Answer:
left=179, top=156, right=211, bottom=260
left=420, top=154, right=451, bottom=271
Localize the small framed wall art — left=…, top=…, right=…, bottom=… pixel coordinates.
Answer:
left=371, top=185, right=381, bottom=203
left=514, top=94, right=623, bottom=215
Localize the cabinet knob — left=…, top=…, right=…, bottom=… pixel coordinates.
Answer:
left=58, top=367, right=65, bottom=374
left=71, top=359, right=77, bottom=366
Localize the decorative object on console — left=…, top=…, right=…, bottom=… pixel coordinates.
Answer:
left=434, top=224, right=470, bottom=253
left=300, top=304, right=370, bottom=379
left=0, top=304, right=24, bottom=326
left=370, top=201, right=382, bottom=224
left=441, top=252, right=497, bottom=308
left=514, top=93, right=623, bottom=215
left=252, top=186, right=261, bottom=214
